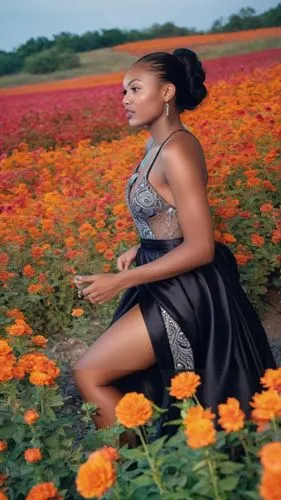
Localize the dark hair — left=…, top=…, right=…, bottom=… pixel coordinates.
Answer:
left=135, top=48, right=207, bottom=112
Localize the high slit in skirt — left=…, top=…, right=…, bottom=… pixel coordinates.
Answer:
left=107, top=237, right=277, bottom=440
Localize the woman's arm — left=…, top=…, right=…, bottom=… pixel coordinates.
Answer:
left=117, top=132, right=215, bottom=289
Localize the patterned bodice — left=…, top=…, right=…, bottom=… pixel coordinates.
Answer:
left=125, top=128, right=198, bottom=239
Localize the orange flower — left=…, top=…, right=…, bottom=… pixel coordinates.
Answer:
left=184, top=418, right=216, bottom=449
left=12, top=364, right=26, bottom=380
left=217, top=397, right=245, bottom=433
left=24, top=408, right=40, bottom=425
left=29, top=371, right=55, bottom=386
left=259, top=469, right=281, bottom=500
left=23, top=264, right=36, bottom=278
left=260, top=368, right=281, bottom=393
left=183, top=405, right=215, bottom=426
left=88, top=445, right=120, bottom=463
left=24, top=448, right=42, bottom=462
left=76, top=450, right=116, bottom=498
left=5, top=318, right=33, bottom=336
left=26, top=481, right=61, bottom=500
left=104, top=249, right=114, bottom=260
left=0, top=354, right=16, bottom=382
left=115, top=392, right=153, bottom=428
left=0, top=340, right=12, bottom=356
left=5, top=308, right=25, bottom=320
left=18, top=352, right=48, bottom=372
left=250, top=390, right=281, bottom=424
left=71, top=308, right=84, bottom=317
left=0, top=492, right=8, bottom=500
left=169, top=371, right=201, bottom=400
left=260, top=203, right=273, bottom=213
left=32, top=335, right=48, bottom=347
left=251, top=233, right=265, bottom=247
left=259, top=442, right=281, bottom=473
left=0, top=441, right=8, bottom=452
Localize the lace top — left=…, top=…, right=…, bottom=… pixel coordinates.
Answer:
left=125, top=128, right=205, bottom=240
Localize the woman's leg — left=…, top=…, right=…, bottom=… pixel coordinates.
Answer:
left=72, top=303, right=156, bottom=447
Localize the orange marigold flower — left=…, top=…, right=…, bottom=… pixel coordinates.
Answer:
left=259, top=442, right=281, bottom=473
left=88, top=445, right=120, bottom=463
left=29, top=371, right=55, bottom=386
left=115, top=392, right=153, bottom=428
left=23, top=264, right=36, bottom=278
left=169, top=371, right=201, bottom=400
left=0, top=441, right=8, bottom=452
left=259, top=469, right=281, bottom=500
left=251, top=233, right=265, bottom=247
left=24, top=409, right=40, bottom=425
left=12, top=364, right=26, bottom=380
left=183, top=405, right=215, bottom=426
left=71, top=308, right=84, bottom=317
left=76, top=450, right=116, bottom=498
left=184, top=418, right=216, bottom=449
left=5, top=308, right=25, bottom=320
left=18, top=352, right=48, bottom=373
left=5, top=318, right=33, bottom=336
left=260, top=368, right=281, bottom=393
left=260, top=203, right=273, bottom=213
left=0, top=354, right=16, bottom=382
left=28, top=284, right=43, bottom=294
left=26, top=481, right=61, bottom=500
left=0, top=340, right=12, bottom=356
left=32, top=335, right=48, bottom=347
left=250, top=390, right=281, bottom=424
left=104, top=249, right=114, bottom=260
left=24, top=448, right=42, bottom=463
left=0, top=491, right=8, bottom=500
left=217, top=397, right=245, bottom=433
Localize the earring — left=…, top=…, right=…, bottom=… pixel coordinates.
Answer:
left=165, top=102, right=170, bottom=117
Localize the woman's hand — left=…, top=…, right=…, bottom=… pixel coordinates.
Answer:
left=73, top=273, right=124, bottom=304
left=116, top=245, right=139, bottom=272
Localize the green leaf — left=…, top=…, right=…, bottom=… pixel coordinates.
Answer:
left=219, top=461, right=244, bottom=474
left=219, top=476, right=239, bottom=492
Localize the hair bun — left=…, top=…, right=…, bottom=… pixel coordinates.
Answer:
left=172, top=48, right=207, bottom=111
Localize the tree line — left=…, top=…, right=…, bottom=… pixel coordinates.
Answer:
left=0, top=5, right=280, bottom=76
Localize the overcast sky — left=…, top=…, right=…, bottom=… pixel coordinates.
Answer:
left=0, top=0, right=278, bottom=52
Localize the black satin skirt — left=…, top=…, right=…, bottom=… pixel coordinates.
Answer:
left=108, top=237, right=277, bottom=440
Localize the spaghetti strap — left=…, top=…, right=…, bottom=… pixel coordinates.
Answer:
left=145, top=128, right=192, bottom=178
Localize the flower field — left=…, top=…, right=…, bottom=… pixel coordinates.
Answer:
left=0, top=40, right=281, bottom=498
left=113, top=26, right=281, bottom=55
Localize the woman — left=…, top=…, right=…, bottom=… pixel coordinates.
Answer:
left=72, top=48, right=276, bottom=448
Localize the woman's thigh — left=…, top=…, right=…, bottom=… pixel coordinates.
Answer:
left=72, top=303, right=157, bottom=386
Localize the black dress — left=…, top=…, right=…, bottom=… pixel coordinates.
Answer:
left=107, top=128, right=277, bottom=440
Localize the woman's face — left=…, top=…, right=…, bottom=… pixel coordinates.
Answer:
left=122, top=63, right=168, bottom=128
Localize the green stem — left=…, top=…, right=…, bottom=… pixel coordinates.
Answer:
left=238, top=433, right=253, bottom=475
left=136, top=427, right=165, bottom=495
left=193, top=394, right=202, bottom=406
left=205, top=448, right=221, bottom=500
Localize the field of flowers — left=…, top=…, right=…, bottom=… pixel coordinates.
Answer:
left=0, top=40, right=281, bottom=498
left=113, top=26, right=281, bottom=55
